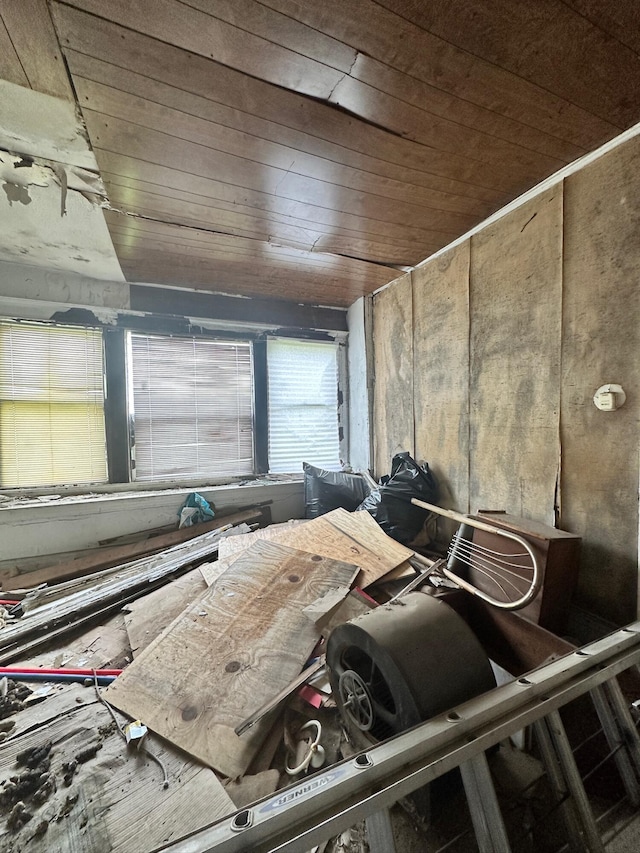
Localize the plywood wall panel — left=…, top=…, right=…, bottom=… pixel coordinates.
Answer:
left=469, top=188, right=563, bottom=524
left=413, top=243, right=470, bottom=521
left=373, top=274, right=414, bottom=477
left=561, top=137, right=640, bottom=625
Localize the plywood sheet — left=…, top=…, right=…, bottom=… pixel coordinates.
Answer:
left=217, top=519, right=306, bottom=560
left=18, top=612, right=131, bottom=671
left=216, top=509, right=412, bottom=588
left=199, top=556, right=236, bottom=588
left=373, top=273, right=414, bottom=477
left=469, top=187, right=563, bottom=525
left=0, top=686, right=234, bottom=853
left=561, top=136, right=640, bottom=624
left=413, top=242, right=471, bottom=538
left=104, top=541, right=358, bottom=777
left=124, top=568, right=207, bottom=657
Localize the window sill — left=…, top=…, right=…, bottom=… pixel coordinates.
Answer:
left=0, top=473, right=303, bottom=510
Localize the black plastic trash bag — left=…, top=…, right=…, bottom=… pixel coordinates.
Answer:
left=357, top=451, right=439, bottom=545
left=303, top=462, right=370, bottom=518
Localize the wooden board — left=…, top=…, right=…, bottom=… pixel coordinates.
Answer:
left=18, top=611, right=131, bottom=671
left=0, top=685, right=234, bottom=852
left=216, top=509, right=412, bottom=588
left=124, top=568, right=207, bottom=657
left=1, top=507, right=265, bottom=589
left=413, top=242, right=471, bottom=541
left=377, top=0, right=640, bottom=129
left=469, top=187, right=563, bottom=525
left=0, top=16, right=30, bottom=88
left=217, top=519, right=306, bottom=560
left=261, top=0, right=618, bottom=149
left=104, top=541, right=359, bottom=777
left=0, top=0, right=74, bottom=99
left=561, top=135, right=640, bottom=624
left=199, top=556, right=237, bottom=588
left=373, top=273, right=414, bottom=477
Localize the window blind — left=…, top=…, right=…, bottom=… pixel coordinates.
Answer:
left=0, top=321, right=107, bottom=487
left=267, top=338, right=340, bottom=473
left=129, top=334, right=254, bottom=481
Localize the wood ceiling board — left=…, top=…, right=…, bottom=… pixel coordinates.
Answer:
left=105, top=227, right=400, bottom=282
left=260, top=0, right=620, bottom=148
left=119, top=261, right=373, bottom=306
left=328, top=73, right=567, bottom=180
left=115, top=252, right=394, bottom=297
left=563, top=0, right=640, bottom=56
left=117, top=267, right=374, bottom=307
left=104, top=541, right=359, bottom=777
left=0, top=0, right=74, bottom=100
left=73, top=74, right=496, bottom=221
left=85, top=112, right=480, bottom=236
left=59, top=0, right=348, bottom=99
left=348, top=53, right=587, bottom=165
left=104, top=188, right=426, bottom=266
left=70, top=55, right=565, bottom=193
left=0, top=16, right=30, bottom=89
left=113, top=242, right=398, bottom=289
left=180, top=0, right=358, bottom=72
left=378, top=0, right=640, bottom=128
left=114, top=253, right=388, bottom=294
left=67, top=52, right=504, bottom=214
left=98, top=158, right=450, bottom=250
left=56, top=10, right=507, bottom=206
left=103, top=217, right=399, bottom=287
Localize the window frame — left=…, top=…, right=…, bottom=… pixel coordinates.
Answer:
left=0, top=315, right=347, bottom=495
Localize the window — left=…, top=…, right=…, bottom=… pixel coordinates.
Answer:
left=0, top=321, right=107, bottom=487
left=0, top=319, right=344, bottom=490
left=267, top=338, right=341, bottom=473
left=128, top=333, right=254, bottom=481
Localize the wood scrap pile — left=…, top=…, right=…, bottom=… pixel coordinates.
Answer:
left=0, top=506, right=423, bottom=853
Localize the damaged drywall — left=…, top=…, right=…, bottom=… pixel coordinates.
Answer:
left=0, top=81, right=125, bottom=281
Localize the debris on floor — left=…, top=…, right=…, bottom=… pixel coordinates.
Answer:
left=0, top=500, right=635, bottom=852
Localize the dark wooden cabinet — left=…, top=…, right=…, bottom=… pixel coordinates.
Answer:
left=459, top=511, right=581, bottom=634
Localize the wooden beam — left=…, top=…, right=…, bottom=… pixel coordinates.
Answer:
left=1, top=506, right=268, bottom=590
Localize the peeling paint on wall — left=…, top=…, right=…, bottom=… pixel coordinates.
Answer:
left=0, top=149, right=107, bottom=216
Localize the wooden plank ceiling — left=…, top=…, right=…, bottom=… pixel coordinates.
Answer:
left=4, top=1, right=640, bottom=308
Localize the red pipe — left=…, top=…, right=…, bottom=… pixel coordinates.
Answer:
left=0, top=600, right=19, bottom=606
left=0, top=666, right=122, bottom=677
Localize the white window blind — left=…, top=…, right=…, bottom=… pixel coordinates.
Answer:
left=267, top=338, right=340, bottom=473
left=0, top=321, right=107, bottom=488
left=129, top=334, right=254, bottom=481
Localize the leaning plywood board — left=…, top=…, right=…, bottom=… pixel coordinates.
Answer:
left=124, top=567, right=207, bottom=657
left=561, top=136, right=640, bottom=625
left=105, top=540, right=358, bottom=778
left=413, top=242, right=471, bottom=541
left=372, top=272, right=415, bottom=478
left=0, top=687, right=234, bottom=853
left=469, top=187, right=562, bottom=525
left=216, top=508, right=413, bottom=588
left=217, top=518, right=307, bottom=560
